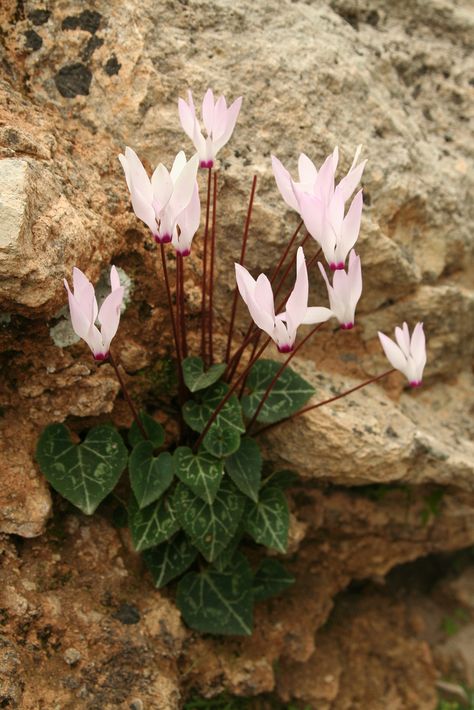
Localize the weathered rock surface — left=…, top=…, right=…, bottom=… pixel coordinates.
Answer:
left=0, top=0, right=472, bottom=706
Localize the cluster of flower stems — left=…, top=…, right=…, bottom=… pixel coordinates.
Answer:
left=110, top=167, right=394, bottom=447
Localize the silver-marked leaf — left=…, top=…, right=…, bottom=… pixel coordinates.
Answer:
left=36, top=424, right=127, bottom=515
left=225, top=437, right=262, bottom=502
left=183, top=381, right=244, bottom=457
left=128, top=495, right=179, bottom=552
left=174, top=446, right=223, bottom=504
left=176, top=552, right=253, bottom=635
left=173, top=479, right=245, bottom=562
left=142, top=533, right=198, bottom=588
left=182, top=356, right=226, bottom=392
left=241, top=359, right=315, bottom=424
left=244, top=486, right=289, bottom=553
left=128, top=412, right=165, bottom=449
left=129, top=444, right=174, bottom=509
left=211, top=527, right=243, bottom=572
left=253, top=558, right=295, bottom=602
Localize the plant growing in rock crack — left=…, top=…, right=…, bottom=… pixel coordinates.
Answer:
left=36, top=88, right=428, bottom=636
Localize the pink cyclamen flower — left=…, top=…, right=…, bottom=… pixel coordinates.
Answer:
left=272, top=147, right=366, bottom=270
left=316, top=250, right=362, bottom=329
left=179, top=88, right=242, bottom=168
left=271, top=145, right=365, bottom=213
left=378, top=322, right=427, bottom=387
left=299, top=188, right=363, bottom=272
left=235, top=247, right=332, bottom=353
left=64, top=266, right=124, bottom=361
left=119, top=147, right=199, bottom=244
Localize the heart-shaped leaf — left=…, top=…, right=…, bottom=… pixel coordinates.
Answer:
left=128, top=412, right=165, bottom=449
left=173, top=480, right=245, bottom=562
left=183, top=381, right=244, bottom=457
left=241, top=359, right=315, bottom=424
left=129, top=444, right=174, bottom=509
left=244, top=486, right=289, bottom=553
left=211, top=526, right=243, bottom=572
left=128, top=495, right=180, bottom=552
left=142, top=533, right=198, bottom=588
left=225, top=437, right=262, bottom=502
left=174, top=446, right=223, bottom=504
left=36, top=424, right=128, bottom=515
left=253, top=559, right=295, bottom=602
left=182, top=356, right=226, bottom=393
left=176, top=552, right=253, bottom=635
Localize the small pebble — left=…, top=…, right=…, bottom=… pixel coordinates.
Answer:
left=63, top=647, right=81, bottom=665
left=130, top=700, right=143, bottom=710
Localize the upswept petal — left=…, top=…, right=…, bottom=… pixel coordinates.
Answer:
left=178, top=96, right=196, bottom=140
left=202, top=88, right=215, bottom=135
left=122, top=147, right=153, bottom=203
left=213, top=96, right=242, bottom=152
left=297, top=153, right=318, bottom=190
left=64, top=279, right=92, bottom=342
left=72, top=267, right=98, bottom=322
left=169, top=153, right=199, bottom=215
left=110, top=265, right=121, bottom=292
left=315, top=151, right=336, bottom=204
left=254, top=274, right=276, bottom=320
left=394, top=322, right=410, bottom=357
left=174, top=183, right=201, bottom=254
left=378, top=332, right=408, bottom=373
left=302, top=306, right=333, bottom=325
left=211, top=95, right=228, bottom=140
left=151, top=163, right=173, bottom=210
left=98, top=287, right=124, bottom=353
left=285, top=247, right=309, bottom=334
left=347, top=251, right=362, bottom=305
left=170, top=151, right=187, bottom=182
left=336, top=157, right=367, bottom=203
left=338, top=189, right=363, bottom=261
left=410, top=322, right=426, bottom=369
left=272, top=155, right=300, bottom=212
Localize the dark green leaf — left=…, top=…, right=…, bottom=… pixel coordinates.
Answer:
left=262, top=469, right=299, bottom=490
left=173, top=480, right=245, bottom=562
left=128, top=412, right=165, bottom=449
left=244, top=486, right=289, bottom=553
left=225, top=437, right=262, bottom=502
left=142, top=533, right=198, bottom=588
left=174, top=446, right=223, bottom=504
left=176, top=552, right=253, bottom=635
left=253, top=558, right=295, bottom=602
left=129, top=444, right=174, bottom=509
left=128, top=495, right=179, bottom=552
left=183, top=381, right=244, bottom=457
left=211, top=527, right=243, bottom=572
left=36, top=424, right=128, bottom=515
left=241, top=359, right=315, bottom=424
left=182, top=356, right=226, bottom=393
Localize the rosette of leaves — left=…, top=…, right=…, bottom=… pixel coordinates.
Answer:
left=36, top=357, right=315, bottom=636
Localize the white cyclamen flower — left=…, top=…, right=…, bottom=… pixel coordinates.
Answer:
left=378, top=322, right=427, bottom=387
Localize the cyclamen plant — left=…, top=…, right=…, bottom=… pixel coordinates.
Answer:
left=36, top=89, right=427, bottom=636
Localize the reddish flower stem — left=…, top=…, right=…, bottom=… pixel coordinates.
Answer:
left=269, top=219, right=304, bottom=285
left=200, top=167, right=213, bottom=363
left=273, top=232, right=311, bottom=299
left=193, top=337, right=271, bottom=453
left=246, top=322, right=326, bottom=433
left=108, top=352, right=147, bottom=439
left=160, top=243, right=184, bottom=403
left=225, top=174, right=258, bottom=364
left=177, top=254, right=188, bottom=358
left=208, top=171, right=218, bottom=365
left=254, top=369, right=396, bottom=437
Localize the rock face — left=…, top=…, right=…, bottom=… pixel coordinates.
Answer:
left=0, top=0, right=472, bottom=706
